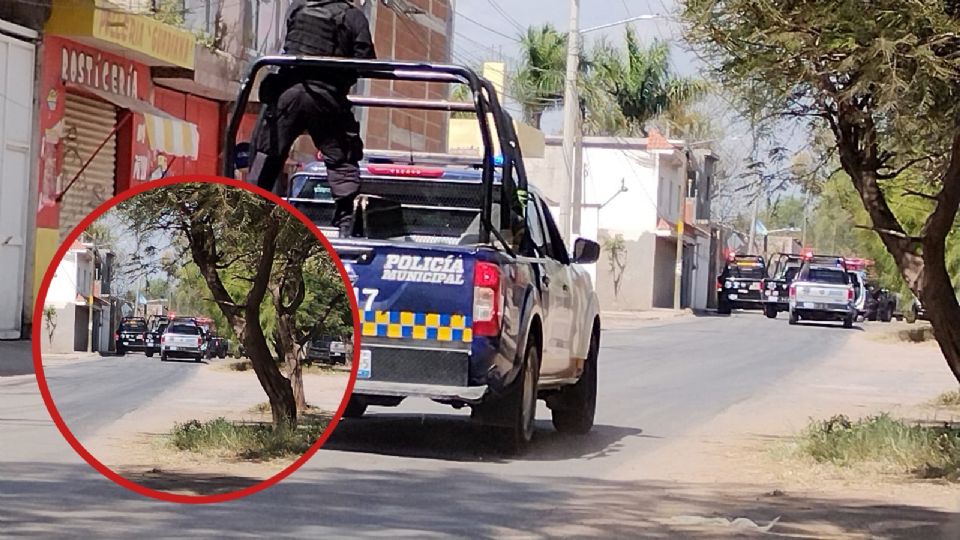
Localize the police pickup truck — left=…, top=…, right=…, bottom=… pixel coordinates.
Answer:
left=788, top=257, right=857, bottom=328
left=762, top=253, right=803, bottom=319
left=224, top=57, right=602, bottom=452
left=717, top=254, right=767, bottom=315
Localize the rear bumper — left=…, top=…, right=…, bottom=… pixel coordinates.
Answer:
left=161, top=347, right=203, bottom=357
left=354, top=380, right=488, bottom=402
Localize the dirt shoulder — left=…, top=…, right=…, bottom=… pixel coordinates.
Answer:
left=83, top=359, right=350, bottom=496
left=614, top=323, right=960, bottom=539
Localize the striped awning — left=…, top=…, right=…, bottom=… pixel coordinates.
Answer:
left=144, top=113, right=199, bottom=159
left=67, top=84, right=200, bottom=159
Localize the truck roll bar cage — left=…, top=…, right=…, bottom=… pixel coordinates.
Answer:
left=222, top=56, right=529, bottom=252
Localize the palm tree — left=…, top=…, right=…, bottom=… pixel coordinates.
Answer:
left=587, top=29, right=710, bottom=135
left=511, top=25, right=568, bottom=130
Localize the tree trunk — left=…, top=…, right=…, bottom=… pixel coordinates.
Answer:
left=531, top=110, right=543, bottom=130
left=241, top=315, right=297, bottom=425
left=920, top=238, right=960, bottom=383
left=275, top=305, right=307, bottom=412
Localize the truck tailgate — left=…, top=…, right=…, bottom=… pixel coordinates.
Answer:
left=335, top=241, right=481, bottom=384
left=794, top=283, right=849, bottom=306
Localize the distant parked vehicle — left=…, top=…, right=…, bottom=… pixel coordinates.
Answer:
left=906, top=297, right=928, bottom=324
left=160, top=323, right=205, bottom=362
left=144, top=316, right=169, bottom=358
left=788, top=261, right=858, bottom=328
left=305, top=336, right=350, bottom=365
left=116, top=317, right=148, bottom=355
left=717, top=254, right=767, bottom=315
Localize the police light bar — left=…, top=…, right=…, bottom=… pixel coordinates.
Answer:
left=366, top=164, right=446, bottom=178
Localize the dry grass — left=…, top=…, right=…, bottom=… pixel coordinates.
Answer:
left=932, top=390, right=960, bottom=408
left=797, top=414, right=960, bottom=481
left=168, top=413, right=331, bottom=461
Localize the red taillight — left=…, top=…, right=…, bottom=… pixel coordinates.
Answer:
left=197, top=337, right=203, bottom=347
left=115, top=333, right=119, bottom=341
left=160, top=335, right=166, bottom=344
left=789, top=284, right=797, bottom=298
left=473, top=262, right=502, bottom=337
left=367, top=164, right=445, bottom=178
left=848, top=287, right=854, bottom=301
left=716, top=277, right=723, bottom=292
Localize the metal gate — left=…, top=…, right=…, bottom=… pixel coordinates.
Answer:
left=59, top=93, right=118, bottom=241
left=0, top=23, right=37, bottom=339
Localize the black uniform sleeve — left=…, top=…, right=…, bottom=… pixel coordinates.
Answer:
left=345, top=8, right=377, bottom=59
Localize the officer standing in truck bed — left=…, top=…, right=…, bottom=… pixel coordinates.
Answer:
left=247, top=0, right=376, bottom=237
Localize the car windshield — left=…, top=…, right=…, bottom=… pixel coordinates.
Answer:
left=120, top=320, right=146, bottom=331
left=289, top=172, right=508, bottom=245
left=726, top=258, right=766, bottom=279
left=167, top=324, right=201, bottom=335
left=806, top=268, right=849, bottom=284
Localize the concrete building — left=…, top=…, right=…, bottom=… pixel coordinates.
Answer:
left=41, top=241, right=114, bottom=354
left=525, top=130, right=720, bottom=312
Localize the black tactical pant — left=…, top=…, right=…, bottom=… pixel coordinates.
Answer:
left=248, top=81, right=362, bottom=236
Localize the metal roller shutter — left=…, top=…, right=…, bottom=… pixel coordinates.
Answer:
left=60, top=93, right=118, bottom=241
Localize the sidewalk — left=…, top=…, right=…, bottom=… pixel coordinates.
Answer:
left=0, top=340, right=33, bottom=377
left=601, top=308, right=696, bottom=329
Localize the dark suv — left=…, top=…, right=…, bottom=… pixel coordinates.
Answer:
left=717, top=255, right=767, bottom=315
left=116, top=317, right=148, bottom=355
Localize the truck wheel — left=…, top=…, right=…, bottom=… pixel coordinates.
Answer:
left=218, top=351, right=226, bottom=359
left=717, top=298, right=732, bottom=315
left=551, top=330, right=598, bottom=435
left=788, top=310, right=799, bottom=326
left=843, top=314, right=854, bottom=329
left=499, top=336, right=540, bottom=454
left=879, top=306, right=892, bottom=323
left=905, top=309, right=917, bottom=324
left=160, top=352, right=168, bottom=362
left=764, top=305, right=778, bottom=319
left=145, top=351, right=154, bottom=358
left=343, top=396, right=368, bottom=419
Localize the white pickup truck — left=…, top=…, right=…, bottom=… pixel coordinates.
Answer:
left=788, top=264, right=857, bottom=328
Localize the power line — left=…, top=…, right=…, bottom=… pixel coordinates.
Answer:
left=457, top=12, right=521, bottom=43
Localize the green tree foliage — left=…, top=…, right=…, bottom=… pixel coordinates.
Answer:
left=115, top=182, right=351, bottom=425
left=587, top=32, right=710, bottom=136
left=682, top=0, right=960, bottom=382
left=511, top=24, right=569, bottom=129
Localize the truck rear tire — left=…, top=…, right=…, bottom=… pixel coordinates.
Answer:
left=497, top=336, right=540, bottom=454
left=764, top=305, right=778, bottom=319
left=788, top=310, right=799, bottom=325
left=843, top=314, right=854, bottom=329
left=717, top=299, right=732, bottom=315
left=160, top=352, right=168, bottom=362
left=551, top=330, right=598, bottom=435
left=343, top=396, right=368, bottom=418
left=145, top=351, right=154, bottom=358
left=879, top=306, right=892, bottom=323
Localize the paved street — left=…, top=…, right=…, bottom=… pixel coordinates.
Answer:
left=0, top=313, right=856, bottom=537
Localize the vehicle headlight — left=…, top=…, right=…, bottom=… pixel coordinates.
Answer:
left=725, top=281, right=733, bottom=289
left=767, top=282, right=776, bottom=290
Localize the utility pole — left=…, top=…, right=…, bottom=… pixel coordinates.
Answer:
left=673, top=180, right=685, bottom=310
left=746, top=186, right=761, bottom=254
left=572, top=103, right=584, bottom=237
left=87, top=249, right=95, bottom=353
left=559, top=0, right=580, bottom=243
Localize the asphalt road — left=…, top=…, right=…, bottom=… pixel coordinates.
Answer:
left=0, top=313, right=854, bottom=537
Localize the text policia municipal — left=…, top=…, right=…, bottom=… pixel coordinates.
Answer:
left=381, top=255, right=466, bottom=285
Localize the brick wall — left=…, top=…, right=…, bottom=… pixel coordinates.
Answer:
left=363, top=0, right=452, bottom=153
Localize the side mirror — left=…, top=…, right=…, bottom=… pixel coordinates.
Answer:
left=572, top=237, right=601, bottom=264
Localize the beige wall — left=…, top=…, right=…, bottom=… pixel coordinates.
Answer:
left=594, top=230, right=656, bottom=311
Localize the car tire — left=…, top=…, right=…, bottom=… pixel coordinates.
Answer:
left=879, top=306, right=892, bottom=323
left=843, top=314, right=854, bottom=329
left=498, top=335, right=541, bottom=455
left=145, top=351, right=154, bottom=358
left=218, top=351, right=226, bottom=359
left=788, top=310, right=799, bottom=325
left=764, top=305, right=778, bottom=319
left=551, top=328, right=598, bottom=435
left=160, top=352, right=168, bottom=362
left=343, top=396, right=368, bottom=419
left=905, top=309, right=917, bottom=324
left=117, top=346, right=126, bottom=356
left=717, top=298, right=732, bottom=315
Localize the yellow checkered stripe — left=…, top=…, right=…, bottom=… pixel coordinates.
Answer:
left=361, top=311, right=473, bottom=343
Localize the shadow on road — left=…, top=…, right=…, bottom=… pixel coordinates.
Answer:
left=323, top=412, right=649, bottom=463
left=793, top=322, right=866, bottom=332
left=1, top=461, right=956, bottom=538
